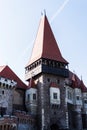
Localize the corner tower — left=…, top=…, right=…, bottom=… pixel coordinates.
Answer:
left=25, top=14, right=69, bottom=130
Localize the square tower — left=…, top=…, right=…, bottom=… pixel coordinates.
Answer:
left=25, top=14, right=69, bottom=130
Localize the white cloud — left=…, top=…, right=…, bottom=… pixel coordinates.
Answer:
left=50, top=0, right=70, bottom=23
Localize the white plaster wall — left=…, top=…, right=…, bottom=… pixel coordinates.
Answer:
left=26, top=88, right=37, bottom=102
left=50, top=87, right=60, bottom=104
left=66, top=86, right=74, bottom=104
left=74, top=88, right=82, bottom=105
left=82, top=92, right=87, bottom=109
left=83, top=103, right=87, bottom=109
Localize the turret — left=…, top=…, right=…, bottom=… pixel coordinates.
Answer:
left=25, top=78, right=37, bottom=116
left=80, top=80, right=87, bottom=111
left=71, top=73, right=83, bottom=130
left=72, top=73, right=82, bottom=106
left=0, top=65, right=27, bottom=113
left=50, top=82, right=60, bottom=105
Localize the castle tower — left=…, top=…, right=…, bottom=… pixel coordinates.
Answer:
left=25, top=14, right=69, bottom=130
left=25, top=78, right=38, bottom=116
left=80, top=80, right=87, bottom=129
left=0, top=65, right=27, bottom=115
left=71, top=73, right=83, bottom=130
left=0, top=66, right=17, bottom=115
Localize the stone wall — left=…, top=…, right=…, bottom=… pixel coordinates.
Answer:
left=36, top=74, right=68, bottom=130
left=14, top=111, right=37, bottom=130
left=0, top=115, right=17, bottom=130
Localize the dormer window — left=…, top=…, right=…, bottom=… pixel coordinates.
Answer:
left=50, top=86, right=60, bottom=104
left=84, top=100, right=87, bottom=104
left=53, top=93, right=57, bottom=99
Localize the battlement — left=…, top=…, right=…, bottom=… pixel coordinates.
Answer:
left=0, top=115, right=17, bottom=130
left=0, top=77, right=17, bottom=89
left=14, top=110, right=36, bottom=124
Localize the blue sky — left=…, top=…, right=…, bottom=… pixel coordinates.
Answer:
left=0, top=0, right=87, bottom=85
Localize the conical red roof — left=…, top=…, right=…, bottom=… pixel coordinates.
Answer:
left=71, top=73, right=79, bottom=88
left=69, top=71, right=87, bottom=91
left=26, top=15, right=68, bottom=66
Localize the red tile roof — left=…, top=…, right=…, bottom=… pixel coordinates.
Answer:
left=0, top=65, right=27, bottom=89
left=69, top=71, right=87, bottom=91
left=71, top=73, right=79, bottom=88
left=26, top=15, right=68, bottom=66
left=50, top=82, right=59, bottom=88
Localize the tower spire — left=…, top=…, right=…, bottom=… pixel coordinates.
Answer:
left=44, top=9, right=46, bottom=15
left=26, top=14, right=68, bottom=66
left=41, top=9, right=46, bottom=16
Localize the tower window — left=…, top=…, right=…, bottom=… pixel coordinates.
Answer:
left=5, top=78, right=7, bottom=81
left=68, top=91, right=72, bottom=100
left=0, top=95, right=2, bottom=99
left=76, top=96, right=80, bottom=100
left=6, top=84, right=8, bottom=88
left=84, top=100, right=87, bottom=104
left=54, top=111, right=56, bottom=115
left=33, top=94, right=36, bottom=100
left=57, top=79, right=60, bottom=84
left=53, top=93, right=57, bottom=99
left=2, top=91, right=4, bottom=95
left=3, top=83, right=5, bottom=87
left=27, top=94, right=30, bottom=101
left=47, top=78, right=50, bottom=82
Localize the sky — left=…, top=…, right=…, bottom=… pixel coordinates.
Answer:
left=0, top=0, right=87, bottom=85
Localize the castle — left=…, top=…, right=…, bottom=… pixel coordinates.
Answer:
left=0, top=14, right=87, bottom=130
